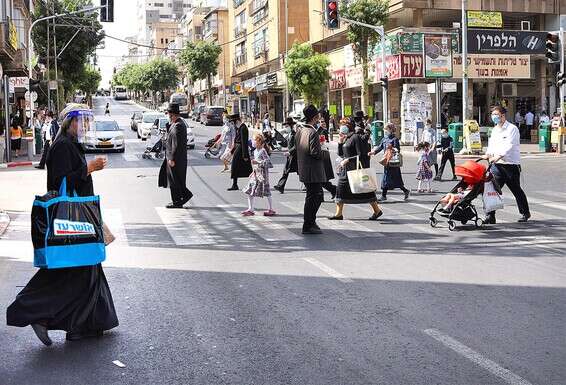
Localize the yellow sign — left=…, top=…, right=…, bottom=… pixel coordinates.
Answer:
left=467, top=11, right=503, bottom=28
left=464, top=120, right=482, bottom=152
left=551, top=131, right=560, bottom=144
left=329, top=104, right=337, bottom=115
left=344, top=105, right=352, bottom=117
left=453, top=54, right=531, bottom=79
left=8, top=20, right=17, bottom=49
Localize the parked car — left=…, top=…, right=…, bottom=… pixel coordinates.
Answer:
left=138, top=111, right=165, bottom=141
left=192, top=104, right=205, bottom=122
left=84, top=120, right=125, bottom=152
left=130, top=111, right=143, bottom=131
left=200, top=106, right=225, bottom=126
left=182, top=118, right=195, bottom=149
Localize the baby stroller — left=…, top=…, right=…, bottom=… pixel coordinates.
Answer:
left=204, top=141, right=225, bottom=159
left=142, top=127, right=166, bottom=159
left=206, top=133, right=221, bottom=148
left=429, top=159, right=500, bottom=231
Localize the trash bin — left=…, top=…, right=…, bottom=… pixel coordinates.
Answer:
left=370, top=120, right=384, bottom=146
left=34, top=126, right=43, bottom=154
left=448, top=122, right=464, bottom=153
left=463, top=120, right=482, bottom=153
left=538, top=122, right=551, bottom=152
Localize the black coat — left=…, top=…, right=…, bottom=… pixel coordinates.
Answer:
left=46, top=133, right=93, bottom=195
left=295, top=123, right=326, bottom=183
left=286, top=128, right=298, bottom=173
left=231, top=123, right=252, bottom=178
left=159, top=117, right=188, bottom=189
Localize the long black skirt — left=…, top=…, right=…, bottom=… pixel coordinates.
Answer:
left=381, top=166, right=406, bottom=190
left=7, top=264, right=119, bottom=333
left=335, top=170, right=377, bottom=204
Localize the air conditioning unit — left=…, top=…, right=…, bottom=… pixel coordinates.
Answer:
left=521, top=21, right=531, bottom=31
left=501, top=83, right=517, bottom=97
left=194, top=34, right=202, bottom=41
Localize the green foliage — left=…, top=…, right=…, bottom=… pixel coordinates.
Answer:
left=77, top=66, right=101, bottom=96
left=113, top=59, right=178, bottom=94
left=32, top=0, right=104, bottom=101
left=179, top=41, right=222, bottom=83
left=284, top=42, right=330, bottom=106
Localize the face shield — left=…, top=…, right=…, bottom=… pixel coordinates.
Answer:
left=65, top=109, right=94, bottom=144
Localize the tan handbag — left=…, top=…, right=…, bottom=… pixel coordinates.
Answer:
left=103, top=223, right=115, bottom=246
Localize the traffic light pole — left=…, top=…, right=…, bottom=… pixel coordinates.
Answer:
left=338, top=16, right=388, bottom=122
left=560, top=27, right=565, bottom=153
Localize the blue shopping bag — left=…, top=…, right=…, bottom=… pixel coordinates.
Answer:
left=31, top=177, right=106, bottom=269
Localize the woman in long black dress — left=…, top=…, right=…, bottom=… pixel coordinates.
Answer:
left=328, top=120, right=382, bottom=220
left=228, top=114, right=252, bottom=191
left=6, top=109, right=119, bottom=345
left=370, top=122, right=411, bottom=201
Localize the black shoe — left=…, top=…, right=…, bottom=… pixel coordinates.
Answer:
left=518, top=214, right=531, bottom=223
left=404, top=190, right=410, bottom=201
left=328, top=215, right=343, bottom=220
left=377, top=196, right=387, bottom=202
left=166, top=202, right=183, bottom=209
left=484, top=216, right=496, bottom=225
left=302, top=227, right=323, bottom=235
left=31, top=324, right=52, bottom=346
left=274, top=185, right=284, bottom=194
left=227, top=186, right=239, bottom=191
left=433, top=176, right=442, bottom=181
left=66, top=330, right=103, bottom=341
left=368, top=211, right=383, bottom=221
left=179, top=193, right=193, bottom=206
left=330, top=193, right=336, bottom=201
left=312, top=223, right=321, bottom=230
left=452, top=176, right=458, bottom=181
left=34, top=165, right=44, bottom=169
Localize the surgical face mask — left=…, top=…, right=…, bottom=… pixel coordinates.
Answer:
left=383, top=130, right=390, bottom=137
left=491, top=114, right=501, bottom=125
left=442, top=133, right=448, bottom=138
left=339, top=125, right=349, bottom=135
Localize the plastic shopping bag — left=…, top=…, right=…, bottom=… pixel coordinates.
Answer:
left=31, top=177, right=106, bottom=269
left=347, top=157, right=378, bottom=194
left=483, top=181, right=504, bottom=214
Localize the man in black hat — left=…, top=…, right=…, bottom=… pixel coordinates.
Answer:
left=353, top=110, right=372, bottom=166
left=227, top=113, right=252, bottom=191
left=295, top=105, right=326, bottom=234
left=274, top=117, right=298, bottom=194
left=158, top=103, right=192, bottom=208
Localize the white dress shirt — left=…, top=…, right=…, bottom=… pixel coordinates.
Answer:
left=525, top=112, right=534, bottom=126
left=486, top=120, right=521, bottom=165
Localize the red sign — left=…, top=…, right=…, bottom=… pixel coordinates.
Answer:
left=329, top=69, right=346, bottom=90
left=375, top=55, right=401, bottom=80
left=400, top=53, right=424, bottom=78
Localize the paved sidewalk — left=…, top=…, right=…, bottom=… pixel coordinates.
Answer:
left=0, top=211, right=10, bottom=237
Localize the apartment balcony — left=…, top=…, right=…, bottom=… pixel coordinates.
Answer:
left=252, top=7, right=268, bottom=25
left=234, top=53, right=247, bottom=67
left=0, top=20, right=18, bottom=61
left=4, top=48, right=29, bottom=77
left=249, top=0, right=268, bottom=16
left=234, top=25, right=247, bottom=39
left=13, top=0, right=31, bottom=14
left=233, top=0, right=246, bottom=9
left=253, top=41, right=269, bottom=59
left=203, top=27, right=218, bottom=41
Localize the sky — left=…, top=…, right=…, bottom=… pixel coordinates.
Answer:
left=96, top=1, right=136, bottom=88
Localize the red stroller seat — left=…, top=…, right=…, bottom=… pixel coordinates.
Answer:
left=455, top=160, right=486, bottom=185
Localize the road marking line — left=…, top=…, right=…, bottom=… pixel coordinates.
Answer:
left=423, top=328, right=533, bottom=385
left=280, top=201, right=383, bottom=238
left=155, top=207, right=215, bottom=246
left=102, top=209, right=128, bottom=246
left=303, top=257, right=353, bottom=283
left=123, top=154, right=138, bottom=162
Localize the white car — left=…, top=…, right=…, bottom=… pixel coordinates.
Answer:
left=183, top=118, right=195, bottom=149
left=138, top=111, right=165, bottom=141
left=84, top=120, right=125, bottom=152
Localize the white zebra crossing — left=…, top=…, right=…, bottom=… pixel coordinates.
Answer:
left=155, top=207, right=216, bottom=246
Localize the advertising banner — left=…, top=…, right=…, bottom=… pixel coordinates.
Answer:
left=467, top=11, right=503, bottom=28
left=375, top=55, right=401, bottom=80
left=467, top=29, right=546, bottom=54
left=329, top=69, right=346, bottom=90
left=398, top=32, right=423, bottom=53
left=399, top=53, right=424, bottom=78
left=424, top=35, right=453, bottom=78
left=453, top=54, right=531, bottom=79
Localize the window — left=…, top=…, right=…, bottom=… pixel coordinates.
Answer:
left=154, top=2, right=164, bottom=6
left=252, top=7, right=268, bottom=24
left=161, top=38, right=164, bottom=44
left=234, top=11, right=246, bottom=37
left=165, top=38, right=169, bottom=43
left=235, top=42, right=246, bottom=66
left=253, top=29, right=268, bottom=57
left=233, top=0, right=245, bottom=7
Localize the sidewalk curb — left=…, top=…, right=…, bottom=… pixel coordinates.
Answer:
left=0, top=161, right=40, bottom=169
left=0, top=211, right=10, bottom=237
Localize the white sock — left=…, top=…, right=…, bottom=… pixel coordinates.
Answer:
left=267, top=196, right=273, bottom=211
left=247, top=196, right=254, bottom=211
left=417, top=180, right=422, bottom=190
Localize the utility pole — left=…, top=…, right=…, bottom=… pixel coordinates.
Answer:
left=284, top=0, right=289, bottom=116
left=461, top=0, right=468, bottom=123
left=53, top=3, right=60, bottom=113
left=46, top=2, right=51, bottom=112
left=560, top=27, right=565, bottom=153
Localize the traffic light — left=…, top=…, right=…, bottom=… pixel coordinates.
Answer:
left=557, top=72, right=566, bottom=87
left=379, top=76, right=389, bottom=90
left=100, top=0, right=114, bottom=22
left=546, top=33, right=560, bottom=63
left=29, top=79, right=41, bottom=92
left=325, top=0, right=339, bottom=30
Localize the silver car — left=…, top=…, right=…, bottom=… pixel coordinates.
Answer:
left=84, top=120, right=125, bottom=153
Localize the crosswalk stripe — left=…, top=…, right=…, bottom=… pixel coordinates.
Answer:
left=123, top=154, right=139, bottom=162
left=279, top=201, right=383, bottom=238
left=102, top=208, right=128, bottom=246
left=155, top=207, right=215, bottom=245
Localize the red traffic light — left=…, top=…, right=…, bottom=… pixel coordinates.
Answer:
left=328, top=1, right=337, bottom=10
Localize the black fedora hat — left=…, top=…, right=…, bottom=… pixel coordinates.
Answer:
left=353, top=110, right=365, bottom=119
left=167, top=103, right=180, bottom=115
left=283, top=116, right=295, bottom=126
left=227, top=113, right=240, bottom=121
left=303, top=104, right=319, bottom=123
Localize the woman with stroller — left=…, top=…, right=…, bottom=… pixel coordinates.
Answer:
left=329, top=116, right=382, bottom=221
left=217, top=114, right=235, bottom=173
left=369, top=122, right=411, bottom=202
left=228, top=114, right=252, bottom=191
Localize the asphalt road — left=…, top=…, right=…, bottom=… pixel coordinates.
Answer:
left=0, top=96, right=565, bottom=385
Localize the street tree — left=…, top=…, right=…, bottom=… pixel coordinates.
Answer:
left=284, top=42, right=330, bottom=107
left=179, top=41, right=222, bottom=104
left=341, top=0, right=389, bottom=113
left=32, top=0, right=105, bottom=107
left=77, top=66, right=102, bottom=103
left=140, top=59, right=179, bottom=107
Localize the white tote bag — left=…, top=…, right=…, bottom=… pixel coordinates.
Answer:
left=483, top=181, right=504, bottom=213
left=347, top=156, right=378, bottom=194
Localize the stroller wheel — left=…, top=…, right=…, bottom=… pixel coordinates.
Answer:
left=461, top=220, right=468, bottom=225
left=448, top=220, right=456, bottom=231
left=205, top=152, right=211, bottom=159
left=429, top=217, right=438, bottom=228
left=475, top=218, right=484, bottom=228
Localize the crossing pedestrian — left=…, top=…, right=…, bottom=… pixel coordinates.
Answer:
left=484, top=105, right=530, bottom=224
left=158, top=103, right=193, bottom=208
left=36, top=112, right=59, bottom=169
left=218, top=114, right=235, bottom=173
left=10, top=120, right=23, bottom=158
left=421, top=119, right=438, bottom=176
left=274, top=117, right=298, bottom=194
left=415, top=142, right=433, bottom=192
left=104, top=102, right=110, bottom=116
left=329, top=115, right=382, bottom=220
left=228, top=113, right=252, bottom=191
left=435, top=128, right=457, bottom=181
left=7, top=106, right=119, bottom=345
left=242, top=133, right=275, bottom=216
left=296, top=105, right=326, bottom=234
left=370, top=122, right=411, bottom=201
